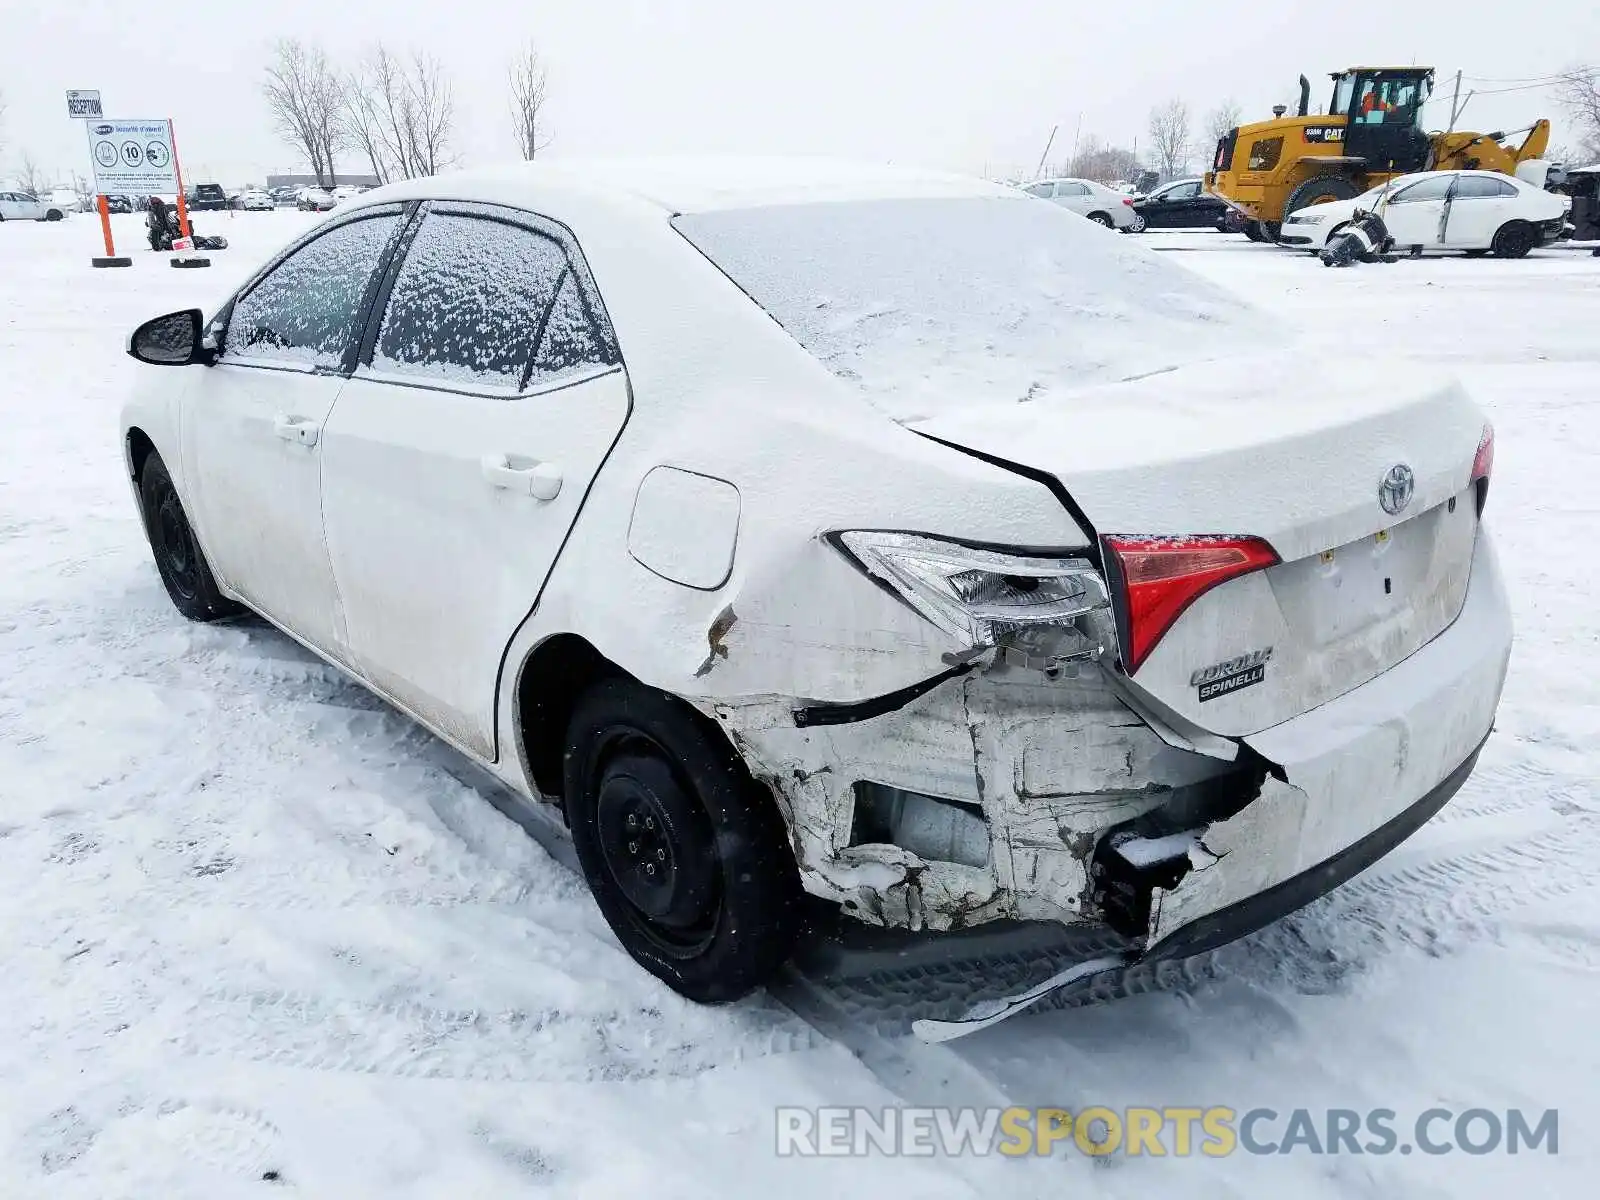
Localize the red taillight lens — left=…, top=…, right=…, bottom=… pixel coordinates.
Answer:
left=1123, top=196, right=1134, bottom=205
left=1102, top=535, right=1280, bottom=674
left=1471, top=423, right=1494, bottom=512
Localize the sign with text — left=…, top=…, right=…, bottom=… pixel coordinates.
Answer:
left=66, top=90, right=103, bottom=119
left=86, top=119, right=178, bottom=195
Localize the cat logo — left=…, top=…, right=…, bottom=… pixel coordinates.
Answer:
left=1302, top=127, right=1345, bottom=144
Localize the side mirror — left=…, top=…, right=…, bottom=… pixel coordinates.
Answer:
left=128, top=309, right=205, bottom=366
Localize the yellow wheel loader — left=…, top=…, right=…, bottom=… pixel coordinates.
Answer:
left=1206, top=67, right=1550, bottom=240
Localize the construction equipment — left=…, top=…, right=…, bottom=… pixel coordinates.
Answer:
left=1205, top=67, right=1550, bottom=240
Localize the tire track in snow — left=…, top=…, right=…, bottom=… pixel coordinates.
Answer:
left=792, top=800, right=1600, bottom=1032
left=176, top=986, right=819, bottom=1085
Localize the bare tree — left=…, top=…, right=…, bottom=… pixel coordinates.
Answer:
left=508, top=41, right=551, bottom=160
left=1060, top=135, right=1141, bottom=184
left=341, top=62, right=394, bottom=185
left=1556, top=68, right=1600, bottom=159
left=1147, top=99, right=1194, bottom=180
left=0, top=89, right=8, bottom=158
left=1206, top=100, right=1242, bottom=145
left=403, top=52, right=454, bottom=176
left=263, top=39, right=344, bottom=187
left=349, top=46, right=455, bottom=181
left=15, top=152, right=45, bottom=197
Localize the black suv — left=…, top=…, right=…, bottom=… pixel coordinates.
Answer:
left=186, top=183, right=229, bottom=211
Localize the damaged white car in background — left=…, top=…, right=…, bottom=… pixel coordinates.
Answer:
left=118, top=160, right=1511, bottom=1036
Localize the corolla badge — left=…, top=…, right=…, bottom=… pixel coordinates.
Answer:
left=1378, top=463, right=1414, bottom=516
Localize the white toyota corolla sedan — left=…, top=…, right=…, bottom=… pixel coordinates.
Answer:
left=121, top=159, right=1510, bottom=1011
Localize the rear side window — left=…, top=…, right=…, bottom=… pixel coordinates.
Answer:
left=1453, top=176, right=1516, bottom=198
left=373, top=211, right=617, bottom=392
left=224, top=214, right=401, bottom=368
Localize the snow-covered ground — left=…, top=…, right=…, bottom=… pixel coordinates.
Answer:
left=1, top=210, right=1596, bottom=1198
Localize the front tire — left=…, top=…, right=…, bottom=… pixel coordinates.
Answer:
left=45, top=209, right=64, bottom=222
left=1283, top=175, right=1361, bottom=221
left=137, top=453, right=241, bottom=622
left=1123, top=213, right=1146, bottom=233
left=1490, top=221, right=1536, bottom=259
left=563, top=677, right=802, bottom=1002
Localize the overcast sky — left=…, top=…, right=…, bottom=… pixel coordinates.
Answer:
left=3, top=0, right=1595, bottom=187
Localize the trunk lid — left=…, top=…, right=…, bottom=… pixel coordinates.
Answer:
left=913, top=353, right=1487, bottom=735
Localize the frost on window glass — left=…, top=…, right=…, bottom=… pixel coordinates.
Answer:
left=674, top=197, right=1275, bottom=423
left=530, top=272, right=605, bottom=380
left=375, top=213, right=568, bottom=390
left=226, top=215, right=399, bottom=367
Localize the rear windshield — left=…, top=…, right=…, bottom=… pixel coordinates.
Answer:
left=673, top=196, right=1271, bottom=423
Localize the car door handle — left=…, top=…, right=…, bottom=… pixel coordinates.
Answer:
left=480, top=454, right=563, bottom=501
left=272, top=415, right=320, bottom=447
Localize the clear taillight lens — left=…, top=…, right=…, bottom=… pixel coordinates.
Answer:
left=834, top=531, right=1109, bottom=652
left=1101, top=535, right=1280, bottom=674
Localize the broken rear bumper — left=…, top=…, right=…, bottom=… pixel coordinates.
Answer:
left=1146, top=734, right=1484, bottom=960
left=1146, top=532, right=1511, bottom=950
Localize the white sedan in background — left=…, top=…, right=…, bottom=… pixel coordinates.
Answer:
left=1019, top=176, right=1143, bottom=230
left=118, top=160, right=1508, bottom=1025
left=0, top=191, right=70, bottom=221
left=1280, top=170, right=1567, bottom=257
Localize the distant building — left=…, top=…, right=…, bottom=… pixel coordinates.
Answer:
left=265, top=172, right=383, bottom=190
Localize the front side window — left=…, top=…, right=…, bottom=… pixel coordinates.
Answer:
left=1057, top=182, right=1090, bottom=197
left=374, top=211, right=614, bottom=391
left=1388, top=176, right=1453, bottom=204
left=224, top=214, right=402, bottom=368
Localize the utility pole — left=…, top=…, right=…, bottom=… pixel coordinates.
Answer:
left=1034, top=125, right=1058, bottom=179
left=1448, top=70, right=1462, bottom=132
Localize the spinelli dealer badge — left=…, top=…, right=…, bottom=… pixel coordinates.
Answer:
left=1191, top=648, right=1273, bottom=702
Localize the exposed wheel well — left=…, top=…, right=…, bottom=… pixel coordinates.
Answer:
left=516, top=634, right=623, bottom=803
left=127, top=428, right=158, bottom=483
left=1086, top=210, right=1113, bottom=224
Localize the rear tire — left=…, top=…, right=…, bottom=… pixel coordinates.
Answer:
left=1087, top=212, right=1113, bottom=228
left=1490, top=221, right=1536, bottom=259
left=137, top=452, right=242, bottom=622
left=563, top=677, right=803, bottom=1002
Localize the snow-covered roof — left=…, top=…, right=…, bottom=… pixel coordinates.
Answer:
left=358, top=157, right=1010, bottom=216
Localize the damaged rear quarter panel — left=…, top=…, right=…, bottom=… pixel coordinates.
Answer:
left=714, top=663, right=1235, bottom=931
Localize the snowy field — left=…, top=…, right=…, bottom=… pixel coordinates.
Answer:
left=1, top=209, right=1597, bottom=1198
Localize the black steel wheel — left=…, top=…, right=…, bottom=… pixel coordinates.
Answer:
left=137, top=452, right=241, bottom=622
left=564, top=677, right=802, bottom=1002
left=1490, top=221, right=1536, bottom=259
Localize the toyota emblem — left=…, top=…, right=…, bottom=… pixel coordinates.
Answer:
left=1378, top=463, right=1415, bottom=516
